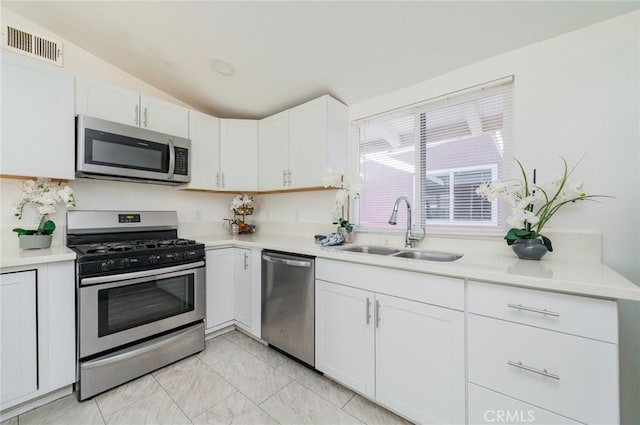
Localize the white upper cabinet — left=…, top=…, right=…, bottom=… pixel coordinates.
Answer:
left=219, top=119, right=258, bottom=191
left=186, top=110, right=220, bottom=191
left=75, top=77, right=188, bottom=138
left=139, top=95, right=189, bottom=138
left=288, top=95, right=348, bottom=189
left=258, top=110, right=290, bottom=190
left=1, top=51, right=75, bottom=180
left=75, top=76, right=140, bottom=127
left=257, top=95, right=348, bottom=191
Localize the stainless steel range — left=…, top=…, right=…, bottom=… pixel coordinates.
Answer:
left=67, top=210, right=205, bottom=400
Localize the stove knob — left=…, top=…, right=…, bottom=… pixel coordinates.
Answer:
left=148, top=255, right=158, bottom=264
left=174, top=251, right=183, bottom=261
left=100, top=261, right=109, bottom=271
left=106, top=259, right=117, bottom=270
left=119, top=258, right=130, bottom=269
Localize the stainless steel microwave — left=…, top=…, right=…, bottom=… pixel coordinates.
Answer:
left=76, top=115, right=191, bottom=185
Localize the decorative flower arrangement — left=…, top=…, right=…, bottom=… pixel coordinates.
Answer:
left=226, top=194, right=255, bottom=234
left=12, top=177, right=76, bottom=236
left=476, top=157, right=608, bottom=254
left=230, top=194, right=254, bottom=215
left=323, top=167, right=363, bottom=233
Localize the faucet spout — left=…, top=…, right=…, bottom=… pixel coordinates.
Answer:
left=388, top=196, right=425, bottom=248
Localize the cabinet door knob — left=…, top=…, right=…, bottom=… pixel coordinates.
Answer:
left=135, top=104, right=139, bottom=126
left=143, top=107, right=148, bottom=127
left=366, top=297, right=372, bottom=325
left=375, top=299, right=381, bottom=328
left=243, top=252, right=249, bottom=269
left=283, top=169, right=287, bottom=187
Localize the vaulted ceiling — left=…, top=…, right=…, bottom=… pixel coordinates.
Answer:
left=4, top=1, right=638, bottom=118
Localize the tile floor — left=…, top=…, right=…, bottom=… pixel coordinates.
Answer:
left=2, top=330, right=413, bottom=425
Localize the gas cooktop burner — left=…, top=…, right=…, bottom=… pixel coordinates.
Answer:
left=74, top=238, right=198, bottom=257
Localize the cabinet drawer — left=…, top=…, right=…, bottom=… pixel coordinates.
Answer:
left=468, top=281, right=617, bottom=342
left=316, top=259, right=463, bottom=310
left=468, top=384, right=580, bottom=425
left=468, top=314, right=619, bottom=424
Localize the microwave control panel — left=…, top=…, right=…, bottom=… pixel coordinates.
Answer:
left=174, top=147, right=189, bottom=175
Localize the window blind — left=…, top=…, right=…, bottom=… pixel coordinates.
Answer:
left=356, top=78, right=513, bottom=231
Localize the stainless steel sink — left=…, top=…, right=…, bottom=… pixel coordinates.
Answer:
left=338, top=245, right=401, bottom=255
left=337, top=245, right=462, bottom=261
left=391, top=250, right=463, bottom=262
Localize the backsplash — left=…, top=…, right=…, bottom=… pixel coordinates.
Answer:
left=0, top=178, right=340, bottom=251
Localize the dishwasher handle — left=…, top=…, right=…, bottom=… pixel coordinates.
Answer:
left=263, top=254, right=312, bottom=268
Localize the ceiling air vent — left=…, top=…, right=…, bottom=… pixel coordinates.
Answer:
left=4, top=25, right=63, bottom=66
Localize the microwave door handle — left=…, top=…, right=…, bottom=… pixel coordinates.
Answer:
left=167, top=139, right=175, bottom=180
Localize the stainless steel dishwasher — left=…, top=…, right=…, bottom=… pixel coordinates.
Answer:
left=261, top=250, right=315, bottom=367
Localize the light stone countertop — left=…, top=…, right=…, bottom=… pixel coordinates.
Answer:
left=0, top=245, right=77, bottom=269
left=2, top=233, right=638, bottom=302
left=200, top=233, right=640, bottom=302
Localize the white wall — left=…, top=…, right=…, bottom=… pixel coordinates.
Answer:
left=350, top=13, right=640, bottom=424
left=350, top=10, right=640, bottom=285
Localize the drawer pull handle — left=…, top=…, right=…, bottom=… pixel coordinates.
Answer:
left=366, top=297, right=371, bottom=325
left=507, top=303, right=560, bottom=317
left=507, top=360, right=560, bottom=380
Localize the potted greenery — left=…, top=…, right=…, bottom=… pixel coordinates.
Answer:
left=12, top=178, right=76, bottom=249
left=476, top=158, right=608, bottom=260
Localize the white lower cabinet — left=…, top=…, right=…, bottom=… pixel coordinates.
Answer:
left=205, top=249, right=235, bottom=330
left=315, top=281, right=375, bottom=397
left=467, top=281, right=619, bottom=425
left=375, top=293, right=465, bottom=424
left=468, top=384, right=580, bottom=425
left=315, top=279, right=465, bottom=424
left=468, top=314, right=618, bottom=424
left=205, top=248, right=260, bottom=337
left=0, top=261, right=75, bottom=414
left=0, top=271, right=38, bottom=405
left=233, top=249, right=252, bottom=329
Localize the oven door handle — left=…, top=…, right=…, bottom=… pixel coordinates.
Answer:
left=81, top=261, right=205, bottom=285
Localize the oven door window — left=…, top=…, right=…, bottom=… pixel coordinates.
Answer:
left=85, top=128, right=169, bottom=173
left=98, top=274, right=194, bottom=337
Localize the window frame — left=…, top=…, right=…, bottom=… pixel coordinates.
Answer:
left=351, top=76, right=513, bottom=236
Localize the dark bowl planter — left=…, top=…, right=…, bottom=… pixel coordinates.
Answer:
left=19, top=234, right=52, bottom=249
left=511, top=238, right=548, bottom=260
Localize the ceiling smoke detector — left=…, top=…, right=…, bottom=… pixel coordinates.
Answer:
left=209, top=58, right=236, bottom=76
